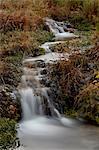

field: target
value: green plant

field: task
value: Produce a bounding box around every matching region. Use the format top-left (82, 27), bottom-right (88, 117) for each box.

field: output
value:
top-left (70, 15), bottom-right (92, 31)
top-left (0, 30), bottom-right (53, 57)
top-left (0, 118), bottom-right (18, 150)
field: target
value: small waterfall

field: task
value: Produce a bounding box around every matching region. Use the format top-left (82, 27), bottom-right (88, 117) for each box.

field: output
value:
top-left (19, 66), bottom-right (62, 120)
top-left (45, 18), bottom-right (79, 41)
top-left (19, 18), bottom-right (79, 122)
top-left (41, 88), bottom-right (61, 118)
top-left (20, 88), bottom-right (37, 120)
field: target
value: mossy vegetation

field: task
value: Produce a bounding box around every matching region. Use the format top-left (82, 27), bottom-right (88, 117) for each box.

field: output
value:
top-left (0, 118), bottom-right (18, 150)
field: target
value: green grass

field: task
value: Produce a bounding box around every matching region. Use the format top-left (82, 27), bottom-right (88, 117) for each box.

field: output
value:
top-left (0, 118), bottom-right (18, 150)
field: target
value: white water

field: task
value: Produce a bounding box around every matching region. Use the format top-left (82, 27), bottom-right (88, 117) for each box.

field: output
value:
top-left (18, 18), bottom-right (99, 150)
top-left (40, 41), bottom-right (65, 53)
top-left (19, 18), bottom-right (78, 121)
top-left (20, 87), bottom-right (40, 120)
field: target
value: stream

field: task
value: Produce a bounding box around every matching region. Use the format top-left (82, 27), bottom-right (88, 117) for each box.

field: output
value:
top-left (17, 18), bottom-right (99, 150)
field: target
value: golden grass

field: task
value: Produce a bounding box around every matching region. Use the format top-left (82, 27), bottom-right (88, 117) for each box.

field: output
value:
top-left (0, 0), bottom-right (98, 32)
top-left (0, 10), bottom-right (44, 32)
top-left (48, 0), bottom-right (99, 22)
top-left (0, 0), bottom-right (49, 16)
top-left (0, 0), bottom-right (49, 33)
top-left (75, 82), bottom-right (99, 122)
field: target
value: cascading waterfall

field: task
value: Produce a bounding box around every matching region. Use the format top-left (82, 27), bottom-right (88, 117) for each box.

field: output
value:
top-left (17, 18), bottom-right (99, 150)
top-left (17, 18), bottom-right (92, 150)
top-left (20, 88), bottom-right (37, 120)
top-left (19, 18), bottom-right (78, 121)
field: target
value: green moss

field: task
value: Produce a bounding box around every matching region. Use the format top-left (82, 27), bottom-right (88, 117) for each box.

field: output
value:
top-left (39, 47), bottom-right (45, 55)
top-left (0, 118), bottom-right (18, 150)
top-left (96, 117), bottom-right (99, 124)
top-left (96, 22), bottom-right (99, 32)
top-left (65, 108), bottom-right (78, 118)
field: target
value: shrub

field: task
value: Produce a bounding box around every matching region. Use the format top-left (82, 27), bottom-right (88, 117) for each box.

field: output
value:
top-left (50, 41), bottom-right (99, 123)
top-left (75, 82), bottom-right (99, 124)
top-left (48, 0), bottom-right (99, 29)
top-left (50, 57), bottom-right (84, 109)
top-left (0, 11), bottom-right (43, 32)
top-left (82, 0), bottom-right (99, 22)
top-left (69, 15), bottom-right (92, 31)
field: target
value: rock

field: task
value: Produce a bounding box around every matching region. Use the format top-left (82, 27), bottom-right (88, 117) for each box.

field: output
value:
top-left (9, 105), bottom-right (16, 114)
top-left (40, 77), bottom-right (51, 87)
top-left (45, 80), bottom-right (51, 87)
top-left (88, 63), bottom-right (95, 69)
top-left (40, 69), bottom-right (48, 75)
top-left (85, 76), bottom-right (92, 82)
top-left (36, 60), bottom-right (46, 68)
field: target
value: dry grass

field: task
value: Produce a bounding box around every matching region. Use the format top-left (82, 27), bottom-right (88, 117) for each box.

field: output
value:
top-left (0, 11), bottom-right (44, 32)
top-left (50, 41), bottom-right (99, 123)
top-left (0, 0), bottom-right (49, 32)
top-left (0, 0), bottom-right (48, 14)
top-left (51, 55), bottom-right (84, 99)
top-left (0, 0), bottom-right (53, 56)
top-left (0, 29), bottom-right (53, 56)
top-left (82, 0), bottom-right (99, 23)
top-left (75, 82), bottom-right (99, 123)
top-left (0, 0), bottom-right (98, 32)
top-left (48, 0), bottom-right (99, 25)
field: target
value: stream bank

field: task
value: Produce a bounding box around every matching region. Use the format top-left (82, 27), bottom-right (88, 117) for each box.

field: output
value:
top-left (0, 17), bottom-right (99, 150)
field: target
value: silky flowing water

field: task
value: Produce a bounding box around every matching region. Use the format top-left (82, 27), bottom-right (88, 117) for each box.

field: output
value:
top-left (18, 18), bottom-right (99, 150)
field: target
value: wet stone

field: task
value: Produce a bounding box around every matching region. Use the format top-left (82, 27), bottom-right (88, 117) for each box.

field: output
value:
top-left (45, 80), bottom-right (51, 87)
top-left (40, 78), bottom-right (51, 87)
top-left (40, 69), bottom-right (48, 75)
top-left (36, 60), bottom-right (46, 68)
top-left (40, 78), bottom-right (47, 85)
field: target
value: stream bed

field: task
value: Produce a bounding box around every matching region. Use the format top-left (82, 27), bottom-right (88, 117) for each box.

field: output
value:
top-left (17, 18), bottom-right (99, 150)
